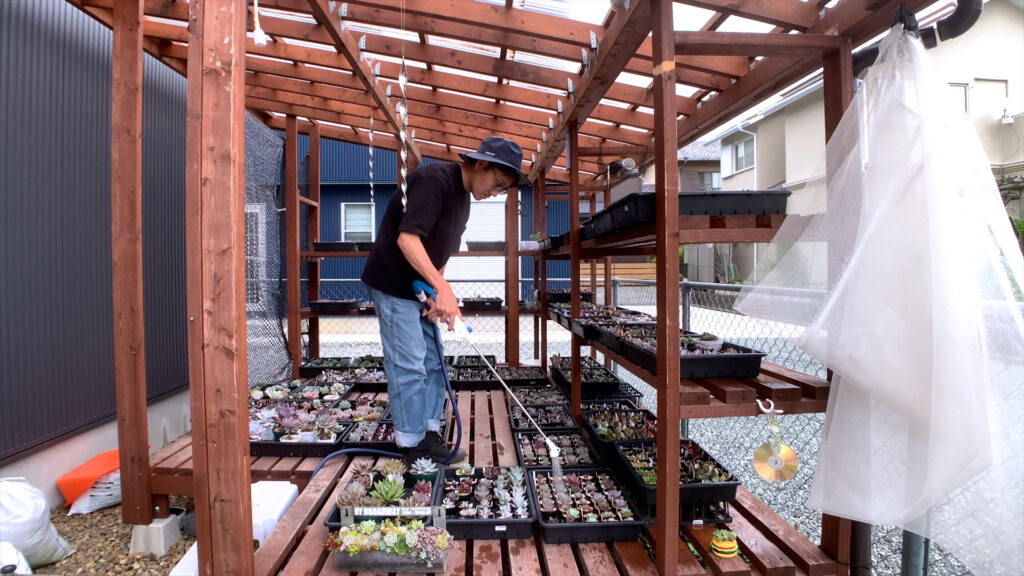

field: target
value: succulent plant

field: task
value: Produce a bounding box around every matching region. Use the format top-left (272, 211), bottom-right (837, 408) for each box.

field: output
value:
top-left (405, 457), bottom-right (436, 478)
top-left (413, 479), bottom-right (433, 495)
top-left (370, 478), bottom-right (405, 505)
top-left (337, 483), bottom-right (367, 507)
top-left (351, 461), bottom-right (377, 488)
top-left (455, 463), bottom-right (475, 476)
top-left (376, 458), bottom-right (407, 481)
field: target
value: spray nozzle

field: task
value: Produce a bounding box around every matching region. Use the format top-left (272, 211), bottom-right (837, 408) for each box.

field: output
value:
top-left (545, 438), bottom-right (561, 459)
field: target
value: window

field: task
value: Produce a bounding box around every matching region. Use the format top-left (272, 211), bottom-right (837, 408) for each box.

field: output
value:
top-left (947, 83), bottom-right (969, 114)
top-left (697, 171), bottom-right (721, 191)
top-left (733, 137), bottom-right (754, 172)
top-left (341, 203), bottom-right (375, 242)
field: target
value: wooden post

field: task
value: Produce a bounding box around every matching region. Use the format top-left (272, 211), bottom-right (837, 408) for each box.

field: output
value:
top-left (285, 115), bottom-right (302, 377)
top-left (532, 180), bottom-right (540, 360)
top-left (651, 0), bottom-right (682, 574)
top-left (111, 0), bottom-right (153, 525)
top-left (603, 184), bottom-right (613, 369)
top-left (505, 187), bottom-right (520, 365)
top-left (308, 124), bottom-right (322, 359)
top-left (538, 178), bottom-right (548, 372)
top-left (568, 122), bottom-right (583, 421)
top-left (820, 35), bottom-right (855, 576)
top-left (185, 0), bottom-right (255, 573)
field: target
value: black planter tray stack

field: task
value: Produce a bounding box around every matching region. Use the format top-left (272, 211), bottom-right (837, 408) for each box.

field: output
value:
top-left (528, 468), bottom-right (645, 543)
top-left (308, 299), bottom-right (364, 314)
top-left (465, 241), bottom-right (506, 252)
top-left (432, 466), bottom-right (536, 540)
top-left (453, 367), bottom-right (500, 390)
top-left (299, 356), bottom-right (353, 377)
top-left (498, 366), bottom-right (548, 387)
top-left (611, 439), bottom-right (740, 524)
top-left (514, 431), bottom-right (601, 468)
top-left (461, 297), bottom-right (503, 311)
top-left (580, 408), bottom-right (658, 453)
top-left (509, 404), bottom-right (577, 432)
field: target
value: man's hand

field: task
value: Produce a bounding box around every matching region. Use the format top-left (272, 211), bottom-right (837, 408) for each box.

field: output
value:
top-left (432, 281), bottom-right (461, 331)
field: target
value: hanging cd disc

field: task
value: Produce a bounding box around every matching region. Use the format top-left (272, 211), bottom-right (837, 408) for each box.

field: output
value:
top-left (753, 442), bottom-right (798, 482)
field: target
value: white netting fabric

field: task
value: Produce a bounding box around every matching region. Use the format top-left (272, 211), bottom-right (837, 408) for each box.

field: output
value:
top-left (736, 27), bottom-right (1024, 576)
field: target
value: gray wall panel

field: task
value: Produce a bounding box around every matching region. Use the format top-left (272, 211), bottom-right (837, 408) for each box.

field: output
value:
top-left (0, 0), bottom-right (188, 464)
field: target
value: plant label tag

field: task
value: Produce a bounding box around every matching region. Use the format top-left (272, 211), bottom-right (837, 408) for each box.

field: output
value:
top-left (693, 519), bottom-right (704, 525)
top-left (495, 526), bottom-right (507, 532)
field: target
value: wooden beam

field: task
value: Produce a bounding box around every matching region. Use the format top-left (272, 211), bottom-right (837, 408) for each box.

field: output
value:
top-left (530, 0), bottom-right (652, 181)
top-left (575, 146), bottom-right (649, 157)
top-left (305, 0), bottom-right (422, 167)
top-left (675, 0), bottom-right (819, 31)
top-left (285, 116), bottom-right (302, 378)
top-left (675, 32), bottom-right (845, 57)
top-left (111, 0), bottom-right (153, 526)
top-left (651, 1), bottom-right (681, 575)
top-left (186, 0), bottom-right (254, 573)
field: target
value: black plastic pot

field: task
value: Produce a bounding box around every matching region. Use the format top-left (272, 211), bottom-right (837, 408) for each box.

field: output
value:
top-left (528, 468), bottom-right (645, 544)
top-left (465, 241), bottom-right (506, 252)
top-left (431, 467), bottom-right (536, 540)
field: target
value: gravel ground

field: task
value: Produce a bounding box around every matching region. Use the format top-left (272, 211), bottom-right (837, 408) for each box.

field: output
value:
top-left (34, 496), bottom-right (195, 576)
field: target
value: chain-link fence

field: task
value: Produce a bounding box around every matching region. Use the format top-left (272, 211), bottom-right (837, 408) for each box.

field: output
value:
top-left (600, 277), bottom-right (971, 576)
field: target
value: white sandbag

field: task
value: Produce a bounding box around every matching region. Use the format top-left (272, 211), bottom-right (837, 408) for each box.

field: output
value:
top-left (68, 470), bottom-right (121, 516)
top-left (0, 478), bottom-right (73, 567)
top-left (0, 541), bottom-right (33, 574)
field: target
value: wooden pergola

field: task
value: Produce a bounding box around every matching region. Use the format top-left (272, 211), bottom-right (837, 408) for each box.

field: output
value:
top-left (75, 0), bottom-right (937, 574)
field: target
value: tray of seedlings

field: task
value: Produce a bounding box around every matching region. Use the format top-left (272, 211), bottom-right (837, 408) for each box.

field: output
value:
top-left (515, 431), bottom-right (600, 468)
top-left (575, 306), bottom-right (653, 341)
top-left (511, 385), bottom-right (568, 406)
top-left (550, 355), bottom-right (621, 396)
top-left (529, 469), bottom-right (644, 543)
top-left (454, 354), bottom-right (497, 368)
top-left (461, 296), bottom-right (503, 311)
top-left (332, 367), bottom-right (389, 393)
top-left (616, 327), bottom-right (766, 379)
top-left (548, 289), bottom-right (594, 304)
top-left (333, 392), bottom-right (390, 423)
top-left (342, 421), bottom-right (399, 450)
top-left (509, 404), bottom-right (577, 432)
top-left (350, 355), bottom-right (385, 369)
top-left (580, 398), bottom-right (639, 411)
top-left (249, 401), bottom-right (349, 457)
top-left (613, 440), bottom-right (740, 523)
top-left (453, 367), bottom-right (500, 391)
top-left (299, 357), bottom-right (353, 377)
top-left (287, 381), bottom-right (354, 402)
top-left (309, 299), bottom-right (364, 314)
top-left (581, 409), bottom-right (658, 454)
top-left (434, 464), bottom-right (535, 540)
top-left (325, 458), bottom-right (443, 529)
top-left (498, 365), bottom-right (548, 387)
top-left (249, 378), bottom-right (307, 402)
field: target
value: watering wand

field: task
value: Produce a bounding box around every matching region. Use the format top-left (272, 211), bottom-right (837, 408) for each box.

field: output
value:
top-left (412, 280), bottom-right (561, 461)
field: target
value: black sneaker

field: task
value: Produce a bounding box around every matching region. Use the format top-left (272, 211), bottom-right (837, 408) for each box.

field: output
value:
top-left (422, 431), bottom-right (466, 464)
top-left (400, 442), bottom-right (435, 468)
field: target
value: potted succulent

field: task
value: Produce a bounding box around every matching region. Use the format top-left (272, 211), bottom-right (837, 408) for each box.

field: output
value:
top-left (315, 414), bottom-right (339, 443)
top-left (375, 459), bottom-right (407, 483)
top-left (410, 457), bottom-right (439, 482)
top-left (455, 463), bottom-right (475, 477)
top-left (710, 529), bottom-right (739, 558)
top-left (695, 332), bottom-right (724, 351)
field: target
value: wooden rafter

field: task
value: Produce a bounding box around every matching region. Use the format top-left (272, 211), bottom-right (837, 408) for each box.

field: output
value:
top-left (675, 0), bottom-right (820, 31)
top-left (676, 31), bottom-right (845, 57)
top-left (530, 0), bottom-right (652, 181)
top-left (306, 0), bottom-right (422, 166)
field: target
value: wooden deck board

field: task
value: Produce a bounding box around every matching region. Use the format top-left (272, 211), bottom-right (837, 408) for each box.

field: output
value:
top-left (733, 487), bottom-right (834, 576)
top-left (577, 543), bottom-right (621, 576)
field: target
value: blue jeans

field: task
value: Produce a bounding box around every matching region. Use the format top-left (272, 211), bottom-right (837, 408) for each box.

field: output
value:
top-left (367, 285), bottom-right (447, 448)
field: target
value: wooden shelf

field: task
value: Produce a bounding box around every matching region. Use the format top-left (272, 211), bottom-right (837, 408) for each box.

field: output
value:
top-left (543, 213), bottom-right (787, 257)
top-left (548, 311), bottom-right (830, 419)
top-left (300, 249), bottom-right (509, 261)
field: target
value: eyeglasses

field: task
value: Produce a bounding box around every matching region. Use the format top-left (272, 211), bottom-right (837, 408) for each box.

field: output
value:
top-left (490, 166), bottom-right (514, 194)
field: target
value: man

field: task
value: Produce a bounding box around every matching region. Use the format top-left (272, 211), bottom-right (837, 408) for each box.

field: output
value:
top-left (362, 137), bottom-right (530, 465)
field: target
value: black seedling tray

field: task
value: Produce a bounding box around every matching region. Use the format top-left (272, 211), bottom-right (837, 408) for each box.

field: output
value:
top-left (346, 381), bottom-right (388, 394)
top-left (581, 210), bottom-right (614, 240)
top-left (313, 241), bottom-right (360, 252)
top-left (613, 440), bottom-right (740, 522)
top-left (580, 399), bottom-right (639, 411)
top-left (250, 424), bottom-right (350, 458)
top-left (511, 384), bottom-right (568, 406)
top-left (465, 241), bottom-right (506, 252)
top-left (498, 366), bottom-right (548, 387)
top-left (551, 365), bottom-right (621, 397)
top-left (324, 472), bottom-right (441, 530)
top-left (461, 297), bottom-right (503, 311)
top-left (509, 404), bottom-right (577, 432)
top-left (619, 338), bottom-right (765, 379)
top-left (547, 291), bottom-right (594, 304)
top-left (432, 467), bottom-right (536, 540)
top-left (538, 232), bottom-right (568, 251)
top-left (348, 355), bottom-right (385, 369)
top-left (528, 468), bottom-right (645, 543)
top-left (341, 421), bottom-right (399, 450)
top-left (308, 299), bottom-right (363, 314)
top-left (514, 430), bottom-right (601, 469)
top-left (299, 357), bottom-right (352, 377)
top-left (453, 355), bottom-right (497, 367)
top-left (601, 191), bottom-right (790, 236)
top-left (453, 367), bottom-right (500, 391)
top-left (581, 409), bottom-right (658, 453)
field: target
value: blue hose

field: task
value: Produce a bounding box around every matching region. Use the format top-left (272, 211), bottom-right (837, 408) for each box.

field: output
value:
top-left (309, 316), bottom-right (463, 480)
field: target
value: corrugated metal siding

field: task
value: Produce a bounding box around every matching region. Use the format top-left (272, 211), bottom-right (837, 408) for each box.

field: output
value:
top-left (0, 0), bottom-right (187, 464)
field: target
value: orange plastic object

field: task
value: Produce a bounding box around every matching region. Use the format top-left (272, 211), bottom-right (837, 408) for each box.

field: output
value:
top-left (57, 449), bottom-right (120, 505)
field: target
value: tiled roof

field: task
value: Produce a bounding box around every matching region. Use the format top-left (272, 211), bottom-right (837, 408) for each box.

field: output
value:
top-left (677, 141), bottom-right (720, 162)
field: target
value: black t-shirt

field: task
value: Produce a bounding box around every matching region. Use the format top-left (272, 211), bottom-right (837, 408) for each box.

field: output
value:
top-left (362, 162), bottom-right (471, 300)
